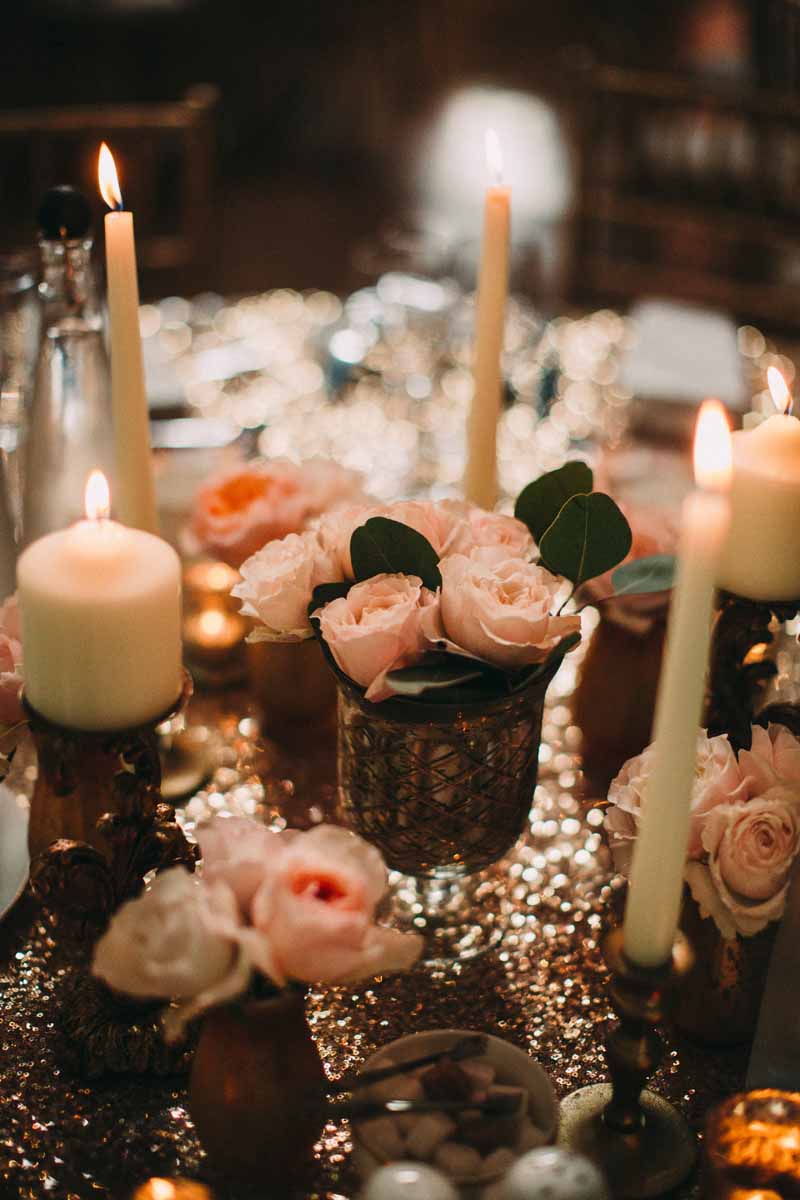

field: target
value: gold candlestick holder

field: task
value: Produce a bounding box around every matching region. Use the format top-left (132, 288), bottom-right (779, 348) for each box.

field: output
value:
top-left (25, 670), bottom-right (198, 936)
top-left (559, 927), bottom-right (697, 1199)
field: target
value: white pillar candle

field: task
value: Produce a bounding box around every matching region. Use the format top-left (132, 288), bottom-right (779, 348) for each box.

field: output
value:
top-left (98, 143), bottom-right (159, 535)
top-left (463, 129), bottom-right (510, 511)
top-left (18, 471), bottom-right (181, 731)
top-left (623, 401), bottom-right (732, 968)
top-left (717, 368), bottom-right (800, 601)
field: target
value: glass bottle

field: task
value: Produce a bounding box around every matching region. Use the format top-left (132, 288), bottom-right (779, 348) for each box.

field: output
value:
top-left (21, 217), bottom-right (115, 545)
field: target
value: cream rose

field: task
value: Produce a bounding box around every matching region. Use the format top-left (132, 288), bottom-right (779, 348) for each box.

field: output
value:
top-left (434, 547), bottom-right (579, 670)
top-left (315, 573), bottom-right (435, 700)
top-left (243, 825), bottom-right (422, 985)
top-left (233, 530), bottom-right (341, 642)
top-left (606, 730), bottom-right (747, 867)
top-left (92, 869), bottom-right (251, 1039)
top-left (685, 795), bottom-right (800, 938)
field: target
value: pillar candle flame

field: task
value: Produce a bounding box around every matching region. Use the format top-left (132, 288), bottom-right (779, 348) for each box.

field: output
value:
top-left (485, 128), bottom-right (504, 186)
top-left (767, 366), bottom-right (793, 416)
top-left (85, 470), bottom-right (111, 521)
top-left (98, 142), bottom-right (123, 210)
top-left (693, 399), bottom-right (732, 490)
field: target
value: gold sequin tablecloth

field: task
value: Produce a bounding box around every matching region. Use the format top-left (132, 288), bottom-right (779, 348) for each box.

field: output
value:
top-left (0, 648), bottom-right (748, 1200)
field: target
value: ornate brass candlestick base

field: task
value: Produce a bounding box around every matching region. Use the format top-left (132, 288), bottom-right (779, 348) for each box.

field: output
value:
top-left (558, 928), bottom-right (696, 1199)
top-left (706, 591), bottom-right (800, 750)
top-left (26, 671), bottom-right (199, 937)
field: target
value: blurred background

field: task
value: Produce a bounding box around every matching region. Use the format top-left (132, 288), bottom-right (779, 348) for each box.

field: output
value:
top-left (2, 0), bottom-right (800, 329)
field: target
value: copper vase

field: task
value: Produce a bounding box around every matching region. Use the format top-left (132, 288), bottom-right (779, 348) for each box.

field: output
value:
top-left (246, 636), bottom-right (337, 735)
top-left (188, 990), bottom-right (326, 1186)
top-left (674, 893), bottom-right (777, 1046)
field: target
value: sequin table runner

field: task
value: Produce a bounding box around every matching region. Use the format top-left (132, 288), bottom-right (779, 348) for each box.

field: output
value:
top-left (0, 654), bottom-right (748, 1200)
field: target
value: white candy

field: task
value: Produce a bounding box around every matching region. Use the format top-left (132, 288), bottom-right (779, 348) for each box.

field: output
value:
top-left (361, 1161), bottom-right (458, 1200)
top-left (434, 1141), bottom-right (484, 1176)
top-left (405, 1113), bottom-right (456, 1160)
top-left (360, 1115), bottom-right (405, 1160)
top-left (501, 1147), bottom-right (610, 1200)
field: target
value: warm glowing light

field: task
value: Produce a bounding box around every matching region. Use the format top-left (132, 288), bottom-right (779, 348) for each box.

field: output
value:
top-left (85, 470), bottom-right (111, 521)
top-left (693, 399), bottom-right (733, 490)
top-left (485, 128), bottom-right (504, 185)
top-left (149, 1183), bottom-right (176, 1200)
top-left (767, 366), bottom-right (793, 416)
top-left (98, 142), bottom-right (123, 210)
top-left (199, 609), bottom-right (226, 637)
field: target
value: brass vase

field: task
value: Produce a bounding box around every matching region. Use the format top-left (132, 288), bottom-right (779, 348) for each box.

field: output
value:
top-left (247, 636), bottom-right (337, 735)
top-left (188, 990), bottom-right (326, 1186)
top-left (674, 893), bottom-right (777, 1046)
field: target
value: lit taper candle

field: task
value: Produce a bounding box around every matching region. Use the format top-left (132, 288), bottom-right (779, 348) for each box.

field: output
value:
top-left (623, 401), bottom-right (732, 967)
top-left (463, 128), bottom-right (510, 511)
top-left (98, 142), bottom-right (159, 534)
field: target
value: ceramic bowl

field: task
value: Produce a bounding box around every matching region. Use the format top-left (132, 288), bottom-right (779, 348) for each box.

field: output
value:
top-left (352, 1028), bottom-right (558, 1198)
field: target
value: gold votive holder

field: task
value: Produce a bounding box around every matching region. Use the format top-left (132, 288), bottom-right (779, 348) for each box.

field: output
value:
top-left (183, 607), bottom-right (248, 687)
top-left (182, 559), bottom-right (240, 613)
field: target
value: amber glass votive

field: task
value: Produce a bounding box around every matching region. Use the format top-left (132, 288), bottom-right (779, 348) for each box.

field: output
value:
top-left (132, 1179), bottom-right (212, 1200)
top-left (705, 1090), bottom-right (800, 1198)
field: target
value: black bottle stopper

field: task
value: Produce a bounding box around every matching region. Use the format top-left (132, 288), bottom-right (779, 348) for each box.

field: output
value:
top-left (37, 186), bottom-right (92, 241)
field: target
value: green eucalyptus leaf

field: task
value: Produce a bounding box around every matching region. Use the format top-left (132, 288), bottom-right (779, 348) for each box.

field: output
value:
top-left (539, 492), bottom-right (632, 586)
top-left (385, 657), bottom-right (487, 697)
top-left (350, 517), bottom-right (442, 591)
top-left (610, 554), bottom-right (676, 598)
top-left (514, 461), bottom-right (593, 541)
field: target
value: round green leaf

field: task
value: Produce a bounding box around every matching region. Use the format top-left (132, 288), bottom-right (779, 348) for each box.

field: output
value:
top-left (514, 461), bottom-right (593, 541)
top-left (539, 492), bottom-right (632, 586)
top-left (610, 554), bottom-right (676, 598)
top-left (350, 517), bottom-right (442, 592)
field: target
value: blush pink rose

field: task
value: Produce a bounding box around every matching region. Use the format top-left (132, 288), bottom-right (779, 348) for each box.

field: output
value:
top-left (315, 574), bottom-right (436, 700)
top-left (197, 816), bottom-right (288, 913)
top-left (685, 795), bottom-right (800, 938)
top-left (233, 530), bottom-right (341, 641)
top-left (433, 547), bottom-right (579, 670)
top-left (245, 825), bottom-right (422, 986)
top-left (738, 723), bottom-right (800, 797)
top-left (0, 595), bottom-right (23, 726)
top-left (191, 459), bottom-right (365, 568)
top-left (384, 500), bottom-right (460, 557)
top-left (605, 730), bottom-right (747, 868)
top-left (316, 505), bottom-right (380, 578)
top-left (446, 508), bottom-right (536, 560)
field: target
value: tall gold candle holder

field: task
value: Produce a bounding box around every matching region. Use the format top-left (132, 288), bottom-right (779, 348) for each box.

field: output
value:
top-left (559, 928), bottom-right (696, 1199)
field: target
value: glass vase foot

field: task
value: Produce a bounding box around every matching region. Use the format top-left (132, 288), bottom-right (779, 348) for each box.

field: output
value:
top-left (383, 869), bottom-right (505, 966)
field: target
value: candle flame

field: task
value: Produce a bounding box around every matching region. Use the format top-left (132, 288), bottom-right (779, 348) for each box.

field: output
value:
top-left (98, 142), bottom-right (123, 210)
top-left (485, 128), bottom-right (504, 185)
top-left (693, 399), bottom-right (732, 490)
top-left (147, 1183), bottom-right (177, 1200)
top-left (85, 470), bottom-right (111, 521)
top-left (199, 609), bottom-right (226, 637)
top-left (767, 365), bottom-right (793, 415)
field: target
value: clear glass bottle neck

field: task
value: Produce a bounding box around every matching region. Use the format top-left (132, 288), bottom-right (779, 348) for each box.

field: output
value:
top-left (37, 237), bottom-right (102, 333)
